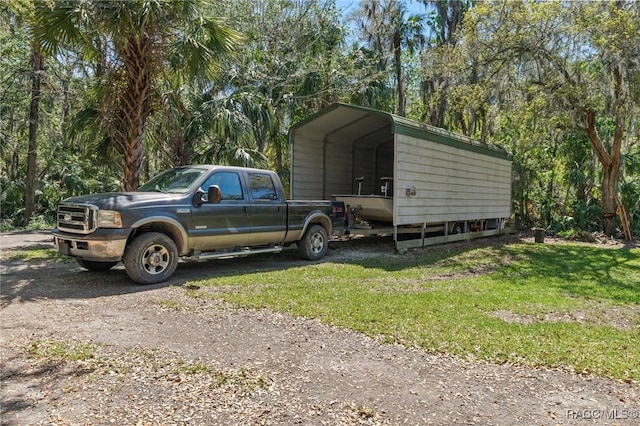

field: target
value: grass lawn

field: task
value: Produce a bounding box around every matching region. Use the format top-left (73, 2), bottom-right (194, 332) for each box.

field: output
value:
top-left (0, 247), bottom-right (66, 262)
top-left (193, 238), bottom-right (640, 382)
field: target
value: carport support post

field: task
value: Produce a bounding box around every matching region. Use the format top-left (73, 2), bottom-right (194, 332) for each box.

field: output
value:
top-left (322, 137), bottom-right (328, 198)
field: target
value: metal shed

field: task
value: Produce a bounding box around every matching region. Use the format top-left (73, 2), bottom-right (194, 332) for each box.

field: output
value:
top-left (289, 103), bottom-right (512, 249)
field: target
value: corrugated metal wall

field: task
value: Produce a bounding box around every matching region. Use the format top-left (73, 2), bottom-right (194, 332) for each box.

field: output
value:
top-left (394, 134), bottom-right (512, 225)
top-left (290, 134), bottom-right (323, 199)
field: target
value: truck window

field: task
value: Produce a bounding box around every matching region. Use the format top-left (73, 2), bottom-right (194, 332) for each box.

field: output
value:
top-left (201, 172), bottom-right (244, 201)
top-left (138, 167), bottom-right (207, 194)
top-left (249, 173), bottom-right (278, 200)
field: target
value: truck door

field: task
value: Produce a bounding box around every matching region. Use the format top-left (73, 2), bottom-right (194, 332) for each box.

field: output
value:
top-left (190, 171), bottom-right (251, 250)
top-left (246, 172), bottom-right (287, 246)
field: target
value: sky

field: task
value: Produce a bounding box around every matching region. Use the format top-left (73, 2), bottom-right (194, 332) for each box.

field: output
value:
top-left (336, 0), bottom-right (427, 15)
top-left (335, 0), bottom-right (431, 42)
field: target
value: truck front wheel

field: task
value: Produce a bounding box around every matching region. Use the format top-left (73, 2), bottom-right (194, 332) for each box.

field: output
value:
top-left (298, 224), bottom-right (328, 260)
top-left (123, 232), bottom-right (178, 284)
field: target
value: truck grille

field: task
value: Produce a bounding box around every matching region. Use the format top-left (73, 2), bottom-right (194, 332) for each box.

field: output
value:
top-left (57, 203), bottom-right (98, 234)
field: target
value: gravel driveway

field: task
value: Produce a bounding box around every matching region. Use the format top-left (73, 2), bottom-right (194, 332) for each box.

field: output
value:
top-left (1, 231), bottom-right (639, 425)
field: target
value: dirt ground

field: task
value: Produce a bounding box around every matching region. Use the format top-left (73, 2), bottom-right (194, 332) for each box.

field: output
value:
top-left (1, 231), bottom-right (639, 425)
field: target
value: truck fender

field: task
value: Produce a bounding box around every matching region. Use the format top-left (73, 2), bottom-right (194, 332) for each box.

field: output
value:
top-left (129, 216), bottom-right (189, 255)
top-left (300, 212), bottom-right (332, 239)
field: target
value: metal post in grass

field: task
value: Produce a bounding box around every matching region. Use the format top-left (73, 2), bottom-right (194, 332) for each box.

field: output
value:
top-left (533, 228), bottom-right (545, 243)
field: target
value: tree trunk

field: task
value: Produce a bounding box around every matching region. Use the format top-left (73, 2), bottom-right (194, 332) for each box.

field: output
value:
top-left (393, 30), bottom-right (405, 117)
top-left (544, 138), bottom-right (559, 226)
top-left (120, 35), bottom-right (154, 191)
top-left (24, 44), bottom-right (44, 225)
top-left (585, 107), bottom-right (622, 237)
top-left (584, 59), bottom-right (625, 236)
top-left (601, 163), bottom-right (619, 236)
top-left (121, 118), bottom-right (147, 192)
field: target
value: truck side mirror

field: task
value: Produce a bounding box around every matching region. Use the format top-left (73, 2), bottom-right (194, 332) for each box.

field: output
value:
top-left (208, 185), bottom-right (222, 204)
top-left (194, 189), bottom-right (205, 206)
top-left (194, 185), bottom-right (222, 205)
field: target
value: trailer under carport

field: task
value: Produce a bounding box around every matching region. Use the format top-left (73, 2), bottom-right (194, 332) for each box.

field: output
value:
top-left (289, 103), bottom-right (513, 249)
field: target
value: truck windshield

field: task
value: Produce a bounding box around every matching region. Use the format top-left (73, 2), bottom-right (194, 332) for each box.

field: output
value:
top-left (137, 167), bottom-right (207, 194)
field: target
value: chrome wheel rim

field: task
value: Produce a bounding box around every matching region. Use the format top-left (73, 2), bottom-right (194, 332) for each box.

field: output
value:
top-left (310, 232), bottom-right (325, 254)
top-left (142, 244), bottom-right (169, 275)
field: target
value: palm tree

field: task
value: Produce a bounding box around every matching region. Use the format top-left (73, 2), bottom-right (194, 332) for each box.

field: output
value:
top-left (391, 8), bottom-right (425, 117)
top-left (33, 0), bottom-right (240, 190)
top-left (357, 0), bottom-right (425, 117)
top-left (419, 0), bottom-right (471, 128)
top-left (157, 85), bottom-right (271, 169)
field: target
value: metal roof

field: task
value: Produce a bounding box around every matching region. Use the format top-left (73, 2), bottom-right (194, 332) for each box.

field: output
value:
top-left (290, 103), bottom-right (510, 160)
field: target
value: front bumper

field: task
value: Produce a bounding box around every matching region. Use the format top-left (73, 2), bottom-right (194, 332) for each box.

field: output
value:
top-left (52, 228), bottom-right (129, 262)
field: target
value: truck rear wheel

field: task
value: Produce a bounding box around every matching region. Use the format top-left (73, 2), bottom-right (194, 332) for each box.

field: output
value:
top-left (123, 232), bottom-right (178, 284)
top-left (298, 224), bottom-right (328, 260)
top-left (76, 259), bottom-right (118, 271)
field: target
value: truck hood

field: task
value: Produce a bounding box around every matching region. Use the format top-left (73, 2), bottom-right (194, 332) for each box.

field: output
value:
top-left (61, 192), bottom-right (186, 210)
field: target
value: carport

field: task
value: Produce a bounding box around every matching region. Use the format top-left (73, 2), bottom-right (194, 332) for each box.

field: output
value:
top-left (289, 103), bottom-right (512, 249)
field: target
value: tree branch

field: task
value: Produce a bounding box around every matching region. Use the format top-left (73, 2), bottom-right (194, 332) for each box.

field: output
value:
top-left (585, 107), bottom-right (611, 167)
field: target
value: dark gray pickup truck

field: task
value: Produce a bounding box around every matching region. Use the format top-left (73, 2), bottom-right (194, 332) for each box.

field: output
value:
top-left (52, 165), bottom-right (345, 284)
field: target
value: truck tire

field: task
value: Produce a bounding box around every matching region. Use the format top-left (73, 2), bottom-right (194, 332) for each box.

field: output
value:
top-left (123, 232), bottom-right (178, 284)
top-left (298, 224), bottom-right (328, 261)
top-left (76, 259), bottom-right (118, 271)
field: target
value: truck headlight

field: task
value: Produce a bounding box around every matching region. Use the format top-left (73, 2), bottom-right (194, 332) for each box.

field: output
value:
top-left (97, 210), bottom-right (122, 228)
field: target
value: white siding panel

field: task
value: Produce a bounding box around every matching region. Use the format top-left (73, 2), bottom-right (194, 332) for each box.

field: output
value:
top-left (291, 135), bottom-right (323, 199)
top-left (394, 134), bottom-right (511, 226)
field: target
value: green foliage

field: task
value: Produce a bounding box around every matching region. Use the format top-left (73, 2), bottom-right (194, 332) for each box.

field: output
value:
top-left (0, 152), bottom-right (120, 228)
top-left (31, 0), bottom-right (242, 191)
top-left (346, 49), bottom-right (395, 112)
top-left (0, 177), bottom-right (25, 228)
top-left (443, 0), bottom-right (640, 233)
top-left (622, 148), bottom-right (640, 232)
top-left (1, 0), bottom-right (638, 236)
top-left (354, 0), bottom-right (427, 116)
top-left (216, 0), bottom-right (372, 173)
